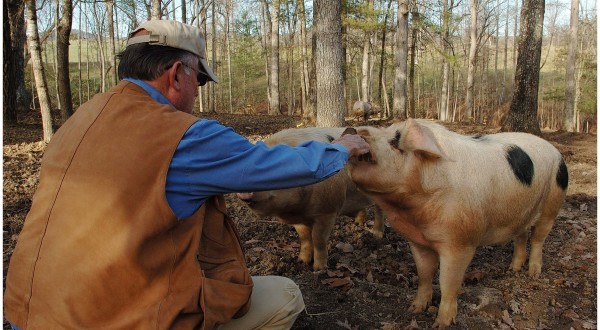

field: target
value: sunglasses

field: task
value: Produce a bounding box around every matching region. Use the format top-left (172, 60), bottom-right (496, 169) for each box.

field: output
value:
top-left (166, 61), bottom-right (208, 87)
top-left (181, 62), bottom-right (209, 87)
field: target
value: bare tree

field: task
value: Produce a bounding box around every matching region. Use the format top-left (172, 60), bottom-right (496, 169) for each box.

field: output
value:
top-left (26, 0), bottom-right (54, 143)
top-left (4, 0), bottom-right (28, 123)
top-left (563, 0), bottom-right (579, 131)
top-left (297, 0), bottom-right (310, 117)
top-left (393, 0), bottom-right (409, 119)
top-left (56, 0), bottom-right (74, 123)
top-left (106, 0), bottom-right (118, 87)
top-left (465, 0), bottom-right (477, 121)
top-left (152, 0), bottom-right (161, 19)
top-left (314, 0), bottom-right (345, 127)
top-left (439, 0), bottom-right (453, 121)
top-left (268, 0), bottom-right (281, 115)
top-left (501, 0), bottom-right (544, 133)
top-left (361, 0), bottom-right (375, 102)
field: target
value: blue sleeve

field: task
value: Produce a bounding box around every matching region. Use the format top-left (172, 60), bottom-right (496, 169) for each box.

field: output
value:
top-left (167, 120), bottom-right (350, 218)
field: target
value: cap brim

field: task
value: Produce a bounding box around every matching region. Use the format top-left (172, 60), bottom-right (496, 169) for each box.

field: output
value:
top-left (199, 58), bottom-right (218, 83)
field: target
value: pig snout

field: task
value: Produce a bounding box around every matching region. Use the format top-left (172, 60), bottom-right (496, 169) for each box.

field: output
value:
top-left (341, 127), bottom-right (358, 136)
top-left (236, 192), bottom-right (255, 205)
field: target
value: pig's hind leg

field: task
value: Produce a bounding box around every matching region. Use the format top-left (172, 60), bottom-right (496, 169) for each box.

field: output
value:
top-left (509, 231), bottom-right (529, 272)
top-left (528, 193), bottom-right (562, 277)
top-left (311, 215), bottom-right (336, 270)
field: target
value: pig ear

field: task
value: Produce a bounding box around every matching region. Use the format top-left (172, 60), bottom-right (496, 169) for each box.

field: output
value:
top-left (399, 119), bottom-right (447, 160)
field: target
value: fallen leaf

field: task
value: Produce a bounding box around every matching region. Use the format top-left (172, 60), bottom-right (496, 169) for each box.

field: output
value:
top-left (366, 271), bottom-right (374, 283)
top-left (335, 242), bottom-right (355, 253)
top-left (563, 309), bottom-right (580, 320)
top-left (335, 319), bottom-right (356, 330)
top-left (403, 318), bottom-right (421, 330)
top-left (464, 270), bottom-right (487, 283)
top-left (322, 276), bottom-right (353, 288)
top-left (502, 309), bottom-right (514, 327)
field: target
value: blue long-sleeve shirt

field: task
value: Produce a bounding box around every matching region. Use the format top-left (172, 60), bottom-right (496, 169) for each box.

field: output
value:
top-left (124, 79), bottom-right (350, 219)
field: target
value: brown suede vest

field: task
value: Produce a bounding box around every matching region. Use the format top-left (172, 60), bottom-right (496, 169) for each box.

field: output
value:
top-left (4, 81), bottom-right (252, 329)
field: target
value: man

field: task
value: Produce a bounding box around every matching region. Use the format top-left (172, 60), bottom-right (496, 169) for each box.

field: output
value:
top-left (4, 20), bottom-right (370, 330)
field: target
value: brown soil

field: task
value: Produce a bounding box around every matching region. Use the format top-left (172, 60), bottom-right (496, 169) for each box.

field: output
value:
top-left (4, 112), bottom-right (597, 330)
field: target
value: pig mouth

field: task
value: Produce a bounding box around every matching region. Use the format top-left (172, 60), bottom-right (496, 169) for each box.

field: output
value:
top-left (356, 151), bottom-right (377, 164)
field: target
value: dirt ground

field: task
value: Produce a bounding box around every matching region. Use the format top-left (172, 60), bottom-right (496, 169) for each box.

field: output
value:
top-left (3, 112), bottom-right (597, 329)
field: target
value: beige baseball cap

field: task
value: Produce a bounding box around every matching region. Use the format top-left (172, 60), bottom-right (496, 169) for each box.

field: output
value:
top-left (126, 20), bottom-right (218, 83)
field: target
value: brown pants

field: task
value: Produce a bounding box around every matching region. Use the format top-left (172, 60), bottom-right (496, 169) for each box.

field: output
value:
top-left (218, 276), bottom-right (305, 330)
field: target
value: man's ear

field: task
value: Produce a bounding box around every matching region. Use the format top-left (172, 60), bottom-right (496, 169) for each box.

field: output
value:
top-left (168, 62), bottom-right (182, 90)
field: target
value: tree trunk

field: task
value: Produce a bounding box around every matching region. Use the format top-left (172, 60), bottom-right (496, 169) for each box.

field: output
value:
top-left (465, 0), bottom-right (477, 121)
top-left (225, 0), bottom-right (233, 113)
top-left (306, 31), bottom-right (317, 123)
top-left (5, 0), bottom-right (29, 123)
top-left (152, 0), bottom-right (161, 19)
top-left (92, 1), bottom-right (107, 93)
top-left (377, 0), bottom-right (393, 112)
top-left (393, 0), bottom-right (409, 119)
top-left (512, 0), bottom-right (518, 73)
top-left (298, 0), bottom-right (309, 118)
top-left (439, 0), bottom-right (451, 121)
top-left (563, 0), bottom-right (579, 132)
top-left (26, 0), bottom-right (54, 143)
top-left (360, 0), bottom-right (374, 103)
top-left (57, 0), bottom-right (75, 122)
top-left (408, 9), bottom-right (419, 118)
top-left (260, 0), bottom-right (271, 110)
top-left (314, 0), bottom-right (345, 127)
top-left (106, 0), bottom-right (117, 87)
top-left (268, 0), bottom-right (281, 115)
top-left (210, 0), bottom-right (216, 112)
top-left (501, 0), bottom-right (544, 134)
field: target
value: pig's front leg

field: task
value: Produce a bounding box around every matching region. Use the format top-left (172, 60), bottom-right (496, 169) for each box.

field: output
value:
top-left (353, 209), bottom-right (366, 226)
top-left (371, 206), bottom-right (385, 239)
top-left (311, 215), bottom-right (336, 270)
top-left (434, 246), bottom-right (476, 328)
top-left (292, 223), bottom-right (313, 266)
top-left (408, 243), bottom-right (438, 313)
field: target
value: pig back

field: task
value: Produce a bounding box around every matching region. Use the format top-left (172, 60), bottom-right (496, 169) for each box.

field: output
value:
top-left (259, 127), bottom-right (374, 220)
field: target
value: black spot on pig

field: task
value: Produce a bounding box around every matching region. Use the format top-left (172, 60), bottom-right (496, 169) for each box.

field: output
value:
top-left (326, 135), bottom-right (335, 143)
top-left (505, 145), bottom-right (534, 186)
top-left (472, 134), bottom-right (486, 140)
top-left (556, 159), bottom-right (569, 190)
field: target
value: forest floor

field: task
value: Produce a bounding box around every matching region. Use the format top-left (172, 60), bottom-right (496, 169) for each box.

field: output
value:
top-left (3, 112), bottom-right (597, 330)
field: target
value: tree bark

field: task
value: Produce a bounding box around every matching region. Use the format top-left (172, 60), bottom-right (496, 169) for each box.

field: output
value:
top-left (563, 0), bottom-right (579, 132)
top-left (4, 0), bottom-right (29, 123)
top-left (501, 0), bottom-right (544, 134)
top-left (56, 0), bottom-right (73, 123)
top-left (106, 0), bottom-right (118, 87)
top-left (393, 0), bottom-right (409, 119)
top-left (439, 0), bottom-right (453, 122)
top-left (26, 0), bottom-right (54, 143)
top-left (314, 0), bottom-right (345, 127)
top-left (465, 0), bottom-right (477, 121)
top-left (268, 0), bottom-right (281, 115)
top-left (152, 0), bottom-right (161, 19)
top-left (361, 0), bottom-right (374, 103)
top-left (408, 9), bottom-right (419, 118)
top-left (298, 0), bottom-right (309, 118)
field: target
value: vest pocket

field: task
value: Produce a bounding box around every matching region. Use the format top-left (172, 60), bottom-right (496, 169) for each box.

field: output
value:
top-left (199, 274), bottom-right (253, 329)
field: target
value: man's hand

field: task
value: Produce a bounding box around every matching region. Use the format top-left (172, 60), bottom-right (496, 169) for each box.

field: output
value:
top-left (332, 133), bottom-right (370, 158)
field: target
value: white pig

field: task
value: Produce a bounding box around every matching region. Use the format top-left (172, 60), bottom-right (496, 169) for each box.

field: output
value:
top-left (237, 127), bottom-right (384, 270)
top-left (345, 119), bottom-right (568, 328)
top-left (352, 101), bottom-right (372, 122)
